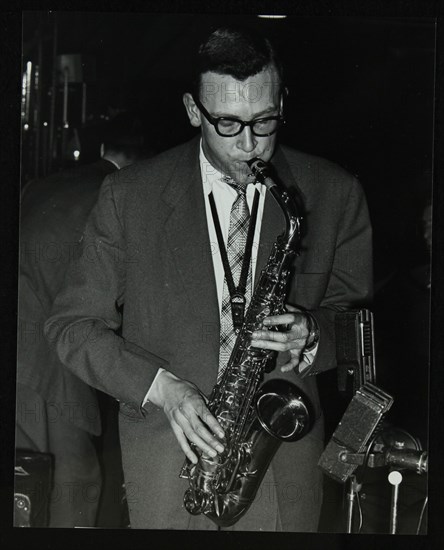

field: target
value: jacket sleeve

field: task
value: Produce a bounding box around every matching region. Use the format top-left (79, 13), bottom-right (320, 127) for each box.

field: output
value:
top-left (301, 176), bottom-right (373, 376)
top-left (44, 176), bottom-right (168, 414)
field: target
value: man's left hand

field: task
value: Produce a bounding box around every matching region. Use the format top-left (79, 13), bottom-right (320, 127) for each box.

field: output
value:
top-left (250, 304), bottom-right (313, 372)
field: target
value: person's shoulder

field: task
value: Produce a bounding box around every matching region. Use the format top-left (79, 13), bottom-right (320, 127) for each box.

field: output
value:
top-left (278, 144), bottom-right (360, 193)
top-left (20, 160), bottom-right (114, 231)
top-left (22, 160), bottom-right (113, 200)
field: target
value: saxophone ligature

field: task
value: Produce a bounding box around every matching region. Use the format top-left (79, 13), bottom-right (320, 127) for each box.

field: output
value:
top-left (179, 157), bottom-right (314, 527)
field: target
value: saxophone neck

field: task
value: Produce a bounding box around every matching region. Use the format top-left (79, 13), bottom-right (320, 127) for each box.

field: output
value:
top-left (247, 157), bottom-right (303, 250)
top-left (276, 190), bottom-right (302, 250)
top-left (266, 175), bottom-right (302, 253)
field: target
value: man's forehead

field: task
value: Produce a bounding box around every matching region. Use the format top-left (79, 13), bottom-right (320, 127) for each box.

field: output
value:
top-left (199, 68), bottom-right (281, 106)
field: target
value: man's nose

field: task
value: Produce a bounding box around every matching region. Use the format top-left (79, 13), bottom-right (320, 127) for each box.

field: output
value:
top-left (237, 126), bottom-right (257, 153)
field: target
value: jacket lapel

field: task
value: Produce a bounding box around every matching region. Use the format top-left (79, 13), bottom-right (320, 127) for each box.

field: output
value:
top-left (162, 138), bottom-right (220, 336)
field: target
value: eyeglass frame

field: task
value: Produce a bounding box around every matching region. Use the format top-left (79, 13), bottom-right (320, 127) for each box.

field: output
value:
top-left (192, 94), bottom-right (285, 137)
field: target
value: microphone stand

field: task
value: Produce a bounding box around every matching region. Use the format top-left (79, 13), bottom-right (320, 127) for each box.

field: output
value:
top-left (338, 443), bottom-right (427, 534)
top-left (317, 380), bottom-right (426, 534)
top-left (388, 470), bottom-right (403, 534)
top-left (345, 475), bottom-right (362, 533)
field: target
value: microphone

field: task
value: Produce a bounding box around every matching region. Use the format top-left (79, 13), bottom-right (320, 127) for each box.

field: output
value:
top-left (335, 309), bottom-right (376, 396)
top-left (384, 448), bottom-right (428, 474)
top-left (318, 383), bottom-right (394, 483)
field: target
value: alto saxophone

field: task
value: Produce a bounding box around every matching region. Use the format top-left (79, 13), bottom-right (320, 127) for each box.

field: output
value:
top-left (179, 157), bottom-right (314, 527)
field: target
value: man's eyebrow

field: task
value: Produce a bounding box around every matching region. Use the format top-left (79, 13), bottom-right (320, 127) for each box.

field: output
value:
top-left (211, 106), bottom-right (279, 119)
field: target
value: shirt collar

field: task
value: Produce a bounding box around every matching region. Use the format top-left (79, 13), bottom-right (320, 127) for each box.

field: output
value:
top-left (199, 140), bottom-right (225, 195)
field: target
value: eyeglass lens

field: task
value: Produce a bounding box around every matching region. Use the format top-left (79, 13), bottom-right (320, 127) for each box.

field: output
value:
top-left (217, 118), bottom-right (279, 136)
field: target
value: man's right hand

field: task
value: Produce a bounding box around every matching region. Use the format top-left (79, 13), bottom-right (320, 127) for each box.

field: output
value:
top-left (149, 370), bottom-right (225, 464)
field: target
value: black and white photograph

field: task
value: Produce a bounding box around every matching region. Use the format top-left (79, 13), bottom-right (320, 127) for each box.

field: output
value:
top-left (11, 9), bottom-right (437, 540)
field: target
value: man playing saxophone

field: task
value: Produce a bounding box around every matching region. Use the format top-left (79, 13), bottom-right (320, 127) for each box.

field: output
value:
top-left (45, 26), bottom-right (372, 531)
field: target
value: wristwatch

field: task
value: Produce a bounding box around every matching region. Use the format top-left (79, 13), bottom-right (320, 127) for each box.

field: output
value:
top-left (304, 312), bottom-right (320, 352)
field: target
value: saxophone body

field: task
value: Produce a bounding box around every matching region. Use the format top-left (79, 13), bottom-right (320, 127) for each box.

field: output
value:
top-left (179, 158), bottom-right (314, 527)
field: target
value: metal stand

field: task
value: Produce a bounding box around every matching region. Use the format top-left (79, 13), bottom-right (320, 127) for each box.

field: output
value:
top-left (388, 470), bottom-right (403, 534)
top-left (338, 442), bottom-right (426, 534)
top-left (323, 426), bottom-right (427, 533)
top-left (345, 475), bottom-right (362, 533)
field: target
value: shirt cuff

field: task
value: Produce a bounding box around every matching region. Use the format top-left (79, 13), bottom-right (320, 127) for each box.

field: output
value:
top-left (142, 367), bottom-right (166, 408)
top-left (299, 342), bottom-right (319, 373)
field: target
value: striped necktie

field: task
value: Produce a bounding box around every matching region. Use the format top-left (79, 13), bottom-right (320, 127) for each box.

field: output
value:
top-left (218, 177), bottom-right (252, 381)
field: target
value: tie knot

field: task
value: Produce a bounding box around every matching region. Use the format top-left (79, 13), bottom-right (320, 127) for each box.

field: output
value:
top-left (222, 176), bottom-right (248, 196)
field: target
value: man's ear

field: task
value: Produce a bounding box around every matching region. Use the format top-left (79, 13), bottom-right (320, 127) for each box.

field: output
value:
top-left (183, 93), bottom-right (202, 128)
top-left (280, 91), bottom-right (285, 115)
top-left (100, 143), bottom-right (105, 158)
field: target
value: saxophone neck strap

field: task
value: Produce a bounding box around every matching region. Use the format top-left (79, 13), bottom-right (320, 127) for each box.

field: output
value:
top-left (208, 187), bottom-right (260, 329)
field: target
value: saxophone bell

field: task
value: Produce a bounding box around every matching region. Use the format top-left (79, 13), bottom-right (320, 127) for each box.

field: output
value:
top-left (255, 378), bottom-right (314, 442)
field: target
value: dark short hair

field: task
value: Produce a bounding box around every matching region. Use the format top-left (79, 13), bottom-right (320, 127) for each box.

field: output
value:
top-left (191, 26), bottom-right (284, 98)
top-left (102, 112), bottom-right (146, 158)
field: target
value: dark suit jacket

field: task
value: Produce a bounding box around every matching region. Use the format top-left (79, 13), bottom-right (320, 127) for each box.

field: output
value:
top-left (18, 160), bottom-right (117, 435)
top-left (45, 137), bottom-right (372, 529)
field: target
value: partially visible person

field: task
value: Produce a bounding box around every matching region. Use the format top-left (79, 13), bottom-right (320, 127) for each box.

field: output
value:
top-left (16, 112), bottom-right (146, 527)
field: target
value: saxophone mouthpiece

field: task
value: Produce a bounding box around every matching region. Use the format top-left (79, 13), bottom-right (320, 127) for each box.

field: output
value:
top-left (246, 158), bottom-right (276, 190)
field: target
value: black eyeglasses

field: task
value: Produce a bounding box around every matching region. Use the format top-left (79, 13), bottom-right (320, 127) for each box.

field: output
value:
top-left (193, 95), bottom-right (285, 137)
